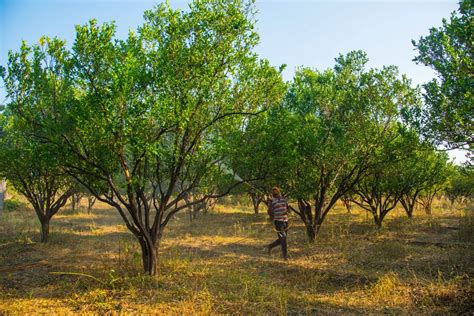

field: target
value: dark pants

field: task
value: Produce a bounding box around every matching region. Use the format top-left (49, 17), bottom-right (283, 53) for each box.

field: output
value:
top-left (268, 220), bottom-right (288, 259)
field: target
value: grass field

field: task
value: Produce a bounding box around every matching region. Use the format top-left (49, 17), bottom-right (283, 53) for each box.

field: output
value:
top-left (0, 198), bottom-right (472, 314)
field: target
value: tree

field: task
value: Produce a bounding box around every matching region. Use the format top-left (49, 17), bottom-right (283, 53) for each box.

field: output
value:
top-left (0, 115), bottom-right (73, 242)
top-left (398, 141), bottom-right (451, 218)
top-left (418, 187), bottom-right (442, 216)
top-left (412, 0), bottom-right (473, 150)
top-left (86, 195), bottom-right (97, 214)
top-left (70, 192), bottom-right (84, 212)
top-left (445, 165), bottom-right (473, 206)
top-left (247, 190), bottom-right (262, 214)
top-left (224, 108), bottom-right (288, 215)
top-left (263, 51), bottom-right (420, 241)
top-left (69, 182), bottom-right (94, 212)
top-left (340, 193), bottom-right (354, 214)
top-left (0, 40), bottom-right (75, 241)
top-left (351, 128), bottom-right (410, 227)
top-left (183, 184), bottom-right (218, 222)
top-left (1, 1), bottom-right (284, 275)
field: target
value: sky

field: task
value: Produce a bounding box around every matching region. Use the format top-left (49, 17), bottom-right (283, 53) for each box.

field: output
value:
top-left (0, 0), bottom-right (466, 162)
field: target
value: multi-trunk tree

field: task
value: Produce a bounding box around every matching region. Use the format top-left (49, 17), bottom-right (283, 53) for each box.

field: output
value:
top-left (398, 145), bottom-right (451, 218)
top-left (1, 1), bottom-right (284, 275)
top-left (253, 51), bottom-right (421, 241)
top-left (0, 40), bottom-right (75, 241)
top-left (0, 115), bottom-right (73, 242)
top-left (351, 127), bottom-right (452, 225)
top-left (351, 131), bottom-right (411, 227)
top-left (69, 182), bottom-right (97, 212)
top-left (86, 195), bottom-right (97, 214)
top-left (340, 193), bottom-right (354, 214)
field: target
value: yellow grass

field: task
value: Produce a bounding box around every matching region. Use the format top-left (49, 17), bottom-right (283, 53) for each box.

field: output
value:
top-left (0, 198), bottom-right (472, 314)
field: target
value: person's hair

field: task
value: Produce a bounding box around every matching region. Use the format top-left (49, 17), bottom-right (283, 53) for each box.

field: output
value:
top-left (272, 187), bottom-right (281, 197)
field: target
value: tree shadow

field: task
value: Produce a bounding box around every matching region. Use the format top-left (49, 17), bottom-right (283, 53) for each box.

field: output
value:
top-left (0, 207), bottom-right (471, 314)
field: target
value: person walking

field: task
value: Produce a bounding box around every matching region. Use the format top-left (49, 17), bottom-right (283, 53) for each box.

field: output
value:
top-left (266, 187), bottom-right (289, 260)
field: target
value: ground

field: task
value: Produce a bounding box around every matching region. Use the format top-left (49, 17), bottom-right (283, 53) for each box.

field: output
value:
top-left (0, 197), bottom-right (472, 314)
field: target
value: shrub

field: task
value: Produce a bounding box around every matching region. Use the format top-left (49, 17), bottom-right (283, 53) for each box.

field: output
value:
top-left (4, 199), bottom-right (27, 212)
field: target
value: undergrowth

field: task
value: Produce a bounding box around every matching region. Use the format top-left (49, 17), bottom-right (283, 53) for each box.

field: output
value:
top-left (0, 199), bottom-right (472, 314)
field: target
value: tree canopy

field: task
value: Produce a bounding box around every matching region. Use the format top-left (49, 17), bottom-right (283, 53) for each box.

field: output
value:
top-left (412, 0), bottom-right (473, 151)
top-left (0, 0), bottom-right (465, 277)
top-left (0, 0), bottom-right (285, 275)
top-left (232, 50), bottom-right (423, 240)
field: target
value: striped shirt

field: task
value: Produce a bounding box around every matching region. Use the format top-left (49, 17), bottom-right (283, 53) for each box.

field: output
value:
top-left (270, 197), bottom-right (288, 222)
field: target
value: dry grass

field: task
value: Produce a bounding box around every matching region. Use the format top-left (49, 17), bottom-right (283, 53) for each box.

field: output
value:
top-left (0, 198), bottom-right (472, 314)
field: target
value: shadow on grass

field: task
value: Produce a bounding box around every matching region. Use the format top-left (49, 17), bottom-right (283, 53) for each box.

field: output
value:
top-left (0, 207), bottom-right (472, 314)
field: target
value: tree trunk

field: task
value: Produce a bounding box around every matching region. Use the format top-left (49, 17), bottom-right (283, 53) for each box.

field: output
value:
top-left (297, 199), bottom-right (315, 242)
top-left (253, 200), bottom-right (260, 214)
top-left (373, 214), bottom-right (382, 228)
top-left (71, 193), bottom-right (83, 212)
top-left (315, 221), bottom-right (323, 236)
top-left (372, 210), bottom-right (383, 228)
top-left (40, 220), bottom-right (50, 243)
top-left (185, 193), bottom-right (198, 223)
top-left (400, 199), bottom-right (414, 218)
top-left (424, 204), bottom-right (432, 215)
top-left (249, 192), bottom-right (261, 214)
top-left (419, 195), bottom-right (434, 215)
top-left (139, 236), bottom-right (159, 276)
top-left (314, 202), bottom-right (324, 237)
top-left (205, 198), bottom-right (216, 214)
top-left (0, 179), bottom-right (6, 216)
top-left (306, 224), bottom-right (316, 242)
top-left (342, 198), bottom-right (352, 214)
top-left (87, 196), bottom-right (96, 214)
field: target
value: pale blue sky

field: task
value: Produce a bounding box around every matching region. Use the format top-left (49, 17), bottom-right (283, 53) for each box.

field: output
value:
top-left (0, 0), bottom-right (458, 83)
top-left (0, 0), bottom-right (464, 161)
